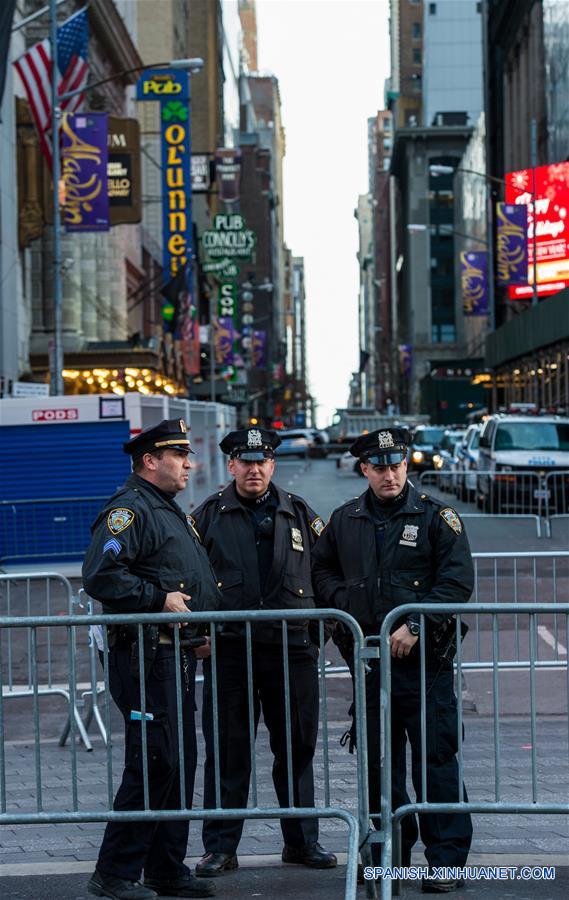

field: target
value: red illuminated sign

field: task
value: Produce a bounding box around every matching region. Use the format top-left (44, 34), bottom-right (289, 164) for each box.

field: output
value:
top-left (505, 162), bottom-right (569, 299)
top-left (32, 408), bottom-right (79, 422)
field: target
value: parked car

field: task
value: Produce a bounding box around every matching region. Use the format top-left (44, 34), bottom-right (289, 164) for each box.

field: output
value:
top-left (455, 424), bottom-right (480, 501)
top-left (336, 450), bottom-right (365, 476)
top-left (436, 430), bottom-right (467, 492)
top-left (408, 425), bottom-right (446, 474)
top-left (477, 413), bottom-right (569, 512)
top-left (275, 429), bottom-right (314, 459)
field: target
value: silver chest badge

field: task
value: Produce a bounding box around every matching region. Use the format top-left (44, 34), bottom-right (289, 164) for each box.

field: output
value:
top-left (291, 527), bottom-right (304, 551)
top-left (247, 429), bottom-right (263, 447)
top-left (400, 524), bottom-right (418, 547)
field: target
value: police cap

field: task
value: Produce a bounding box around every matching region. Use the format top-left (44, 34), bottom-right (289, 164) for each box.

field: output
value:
top-left (123, 418), bottom-right (194, 457)
top-left (219, 427), bottom-right (281, 461)
top-left (349, 427), bottom-right (411, 466)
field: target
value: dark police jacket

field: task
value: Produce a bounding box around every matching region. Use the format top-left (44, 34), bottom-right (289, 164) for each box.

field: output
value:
top-left (82, 473), bottom-right (221, 616)
top-left (311, 482), bottom-right (474, 635)
top-left (193, 481), bottom-right (325, 642)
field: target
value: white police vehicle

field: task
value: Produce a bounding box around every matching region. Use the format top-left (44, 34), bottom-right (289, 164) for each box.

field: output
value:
top-left (477, 410), bottom-right (569, 513)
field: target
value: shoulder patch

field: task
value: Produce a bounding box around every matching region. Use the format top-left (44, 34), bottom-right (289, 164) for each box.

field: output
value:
top-left (103, 537), bottom-right (122, 556)
top-left (187, 514), bottom-right (202, 542)
top-left (440, 507), bottom-right (462, 535)
top-left (310, 516), bottom-right (325, 537)
top-left (107, 508), bottom-right (135, 535)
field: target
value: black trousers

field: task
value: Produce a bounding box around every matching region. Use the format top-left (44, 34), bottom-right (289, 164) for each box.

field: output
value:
top-left (97, 645), bottom-right (197, 882)
top-left (201, 638), bottom-right (320, 854)
top-left (366, 658), bottom-right (473, 867)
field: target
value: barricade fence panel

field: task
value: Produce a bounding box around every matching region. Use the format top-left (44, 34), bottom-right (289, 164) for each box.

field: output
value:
top-left (0, 608), bottom-right (365, 900)
top-left (0, 498), bottom-right (108, 564)
top-left (368, 603), bottom-right (569, 900)
top-left (418, 469), bottom-right (569, 527)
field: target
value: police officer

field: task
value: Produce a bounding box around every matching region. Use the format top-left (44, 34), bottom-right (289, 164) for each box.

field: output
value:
top-left (83, 419), bottom-right (219, 900)
top-left (193, 427), bottom-right (337, 878)
top-left (312, 428), bottom-right (473, 893)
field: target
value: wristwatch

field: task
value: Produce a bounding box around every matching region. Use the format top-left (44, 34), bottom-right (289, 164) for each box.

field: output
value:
top-left (406, 619), bottom-right (420, 637)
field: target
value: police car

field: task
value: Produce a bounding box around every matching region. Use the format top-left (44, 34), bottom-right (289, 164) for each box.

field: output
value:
top-left (476, 410), bottom-right (569, 513)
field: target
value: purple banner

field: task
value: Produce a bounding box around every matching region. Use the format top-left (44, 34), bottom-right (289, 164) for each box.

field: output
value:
top-left (62, 112), bottom-right (109, 232)
top-left (214, 316), bottom-right (238, 365)
top-left (496, 202), bottom-right (528, 285)
top-left (398, 344), bottom-right (412, 378)
top-left (461, 251), bottom-right (488, 316)
top-left (252, 330), bottom-right (267, 369)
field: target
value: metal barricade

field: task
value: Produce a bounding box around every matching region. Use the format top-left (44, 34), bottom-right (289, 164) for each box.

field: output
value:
top-left (0, 572), bottom-right (93, 750)
top-left (364, 602), bottom-right (569, 900)
top-left (471, 551), bottom-right (569, 669)
top-left (0, 497), bottom-right (107, 564)
top-left (0, 608), bottom-right (365, 900)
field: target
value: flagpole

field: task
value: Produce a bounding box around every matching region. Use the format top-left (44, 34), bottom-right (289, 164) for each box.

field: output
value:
top-left (49, 0), bottom-right (64, 395)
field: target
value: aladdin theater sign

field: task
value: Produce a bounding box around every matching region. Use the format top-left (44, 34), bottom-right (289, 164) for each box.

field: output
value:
top-left (137, 69), bottom-right (192, 279)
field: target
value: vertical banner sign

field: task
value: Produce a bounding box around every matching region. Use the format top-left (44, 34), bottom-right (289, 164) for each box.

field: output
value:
top-left (215, 148), bottom-right (242, 203)
top-left (214, 317), bottom-right (238, 365)
top-left (218, 281), bottom-right (237, 318)
top-left (62, 113), bottom-right (109, 232)
top-left (180, 292), bottom-right (201, 376)
top-left (398, 344), bottom-right (412, 377)
top-left (496, 202), bottom-right (528, 286)
top-left (252, 331), bottom-right (267, 369)
top-left (460, 251), bottom-right (488, 316)
top-left (137, 69), bottom-right (192, 280)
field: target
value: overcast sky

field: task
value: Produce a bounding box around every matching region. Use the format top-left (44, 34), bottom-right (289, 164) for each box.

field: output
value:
top-left (254, 0), bottom-right (391, 427)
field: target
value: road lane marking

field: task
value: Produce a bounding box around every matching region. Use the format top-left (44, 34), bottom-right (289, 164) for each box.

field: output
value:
top-left (538, 624), bottom-right (568, 656)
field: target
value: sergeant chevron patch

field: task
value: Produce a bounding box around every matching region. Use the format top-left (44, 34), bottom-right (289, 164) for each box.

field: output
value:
top-left (440, 507), bottom-right (462, 535)
top-left (107, 508), bottom-right (135, 534)
top-left (103, 538), bottom-right (122, 556)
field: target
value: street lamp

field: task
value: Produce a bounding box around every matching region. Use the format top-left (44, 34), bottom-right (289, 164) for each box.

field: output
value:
top-left (429, 162), bottom-right (538, 309)
top-left (49, 40), bottom-right (204, 395)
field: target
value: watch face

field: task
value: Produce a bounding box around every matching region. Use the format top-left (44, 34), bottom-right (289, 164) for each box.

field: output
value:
top-left (408, 623), bottom-right (420, 636)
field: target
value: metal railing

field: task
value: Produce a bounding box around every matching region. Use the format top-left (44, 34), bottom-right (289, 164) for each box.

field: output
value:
top-left (370, 602), bottom-right (569, 900)
top-left (418, 469), bottom-right (569, 536)
top-left (0, 572), bottom-right (94, 749)
top-left (0, 608), bottom-right (365, 900)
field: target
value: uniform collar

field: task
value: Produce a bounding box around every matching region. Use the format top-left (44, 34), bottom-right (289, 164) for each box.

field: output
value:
top-left (127, 472), bottom-right (176, 507)
top-left (218, 480), bottom-right (296, 516)
top-left (348, 482), bottom-right (425, 518)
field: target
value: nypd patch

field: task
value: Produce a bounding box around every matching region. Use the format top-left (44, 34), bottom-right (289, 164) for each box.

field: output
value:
top-left (107, 508), bottom-right (135, 535)
top-left (310, 516), bottom-right (325, 537)
top-left (440, 507), bottom-right (462, 535)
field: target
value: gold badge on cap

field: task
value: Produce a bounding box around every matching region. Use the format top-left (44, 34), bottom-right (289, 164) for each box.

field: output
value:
top-left (291, 527), bottom-right (304, 551)
top-left (179, 419), bottom-right (187, 433)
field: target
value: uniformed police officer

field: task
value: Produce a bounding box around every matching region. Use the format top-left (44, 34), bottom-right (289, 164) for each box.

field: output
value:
top-left (83, 419), bottom-right (219, 900)
top-left (312, 428), bottom-right (473, 893)
top-left (193, 427), bottom-right (337, 878)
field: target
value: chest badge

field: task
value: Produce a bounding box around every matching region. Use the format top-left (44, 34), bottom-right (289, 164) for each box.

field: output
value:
top-left (291, 526), bottom-right (304, 552)
top-left (399, 523), bottom-right (418, 547)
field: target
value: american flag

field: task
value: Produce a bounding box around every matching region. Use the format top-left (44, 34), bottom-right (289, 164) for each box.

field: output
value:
top-left (14, 7), bottom-right (89, 169)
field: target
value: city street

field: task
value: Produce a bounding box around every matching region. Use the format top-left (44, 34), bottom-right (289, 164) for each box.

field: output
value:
top-left (1, 459), bottom-right (567, 898)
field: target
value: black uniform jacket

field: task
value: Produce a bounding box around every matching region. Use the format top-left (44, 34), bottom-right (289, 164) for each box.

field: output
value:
top-left (82, 473), bottom-right (221, 616)
top-left (193, 481), bottom-right (324, 640)
top-left (311, 482), bottom-right (474, 635)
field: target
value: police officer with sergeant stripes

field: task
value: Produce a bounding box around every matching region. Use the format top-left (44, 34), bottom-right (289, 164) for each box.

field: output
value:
top-left (83, 419), bottom-right (220, 900)
top-left (192, 427), bottom-right (337, 878)
top-left (312, 428), bottom-right (474, 893)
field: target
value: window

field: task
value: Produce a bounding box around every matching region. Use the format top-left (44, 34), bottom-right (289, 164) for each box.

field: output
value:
top-left (429, 2), bottom-right (437, 13)
top-left (432, 324), bottom-right (457, 343)
top-left (413, 49), bottom-right (422, 64)
top-left (476, 1), bottom-right (482, 12)
top-left (412, 22), bottom-right (421, 39)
